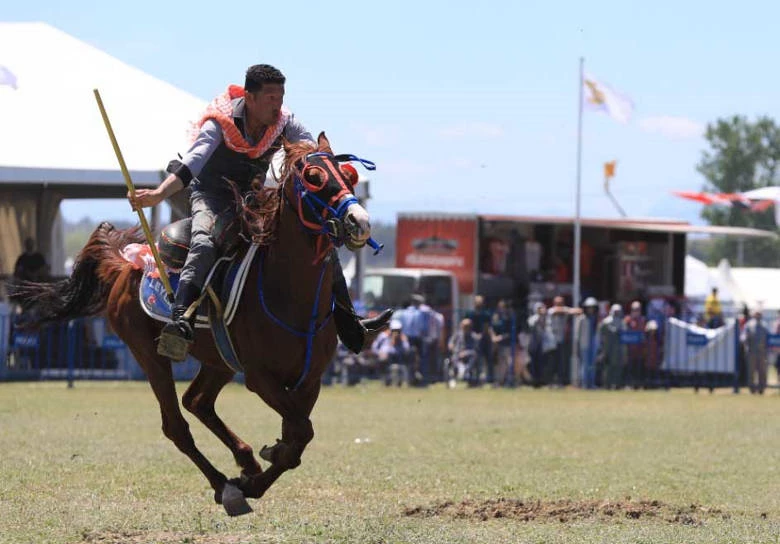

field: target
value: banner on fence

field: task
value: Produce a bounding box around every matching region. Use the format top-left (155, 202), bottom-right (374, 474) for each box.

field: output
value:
top-left (663, 317), bottom-right (736, 373)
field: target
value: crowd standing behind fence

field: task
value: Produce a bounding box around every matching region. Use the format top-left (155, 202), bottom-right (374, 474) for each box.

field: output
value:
top-left (2, 288), bottom-right (779, 392)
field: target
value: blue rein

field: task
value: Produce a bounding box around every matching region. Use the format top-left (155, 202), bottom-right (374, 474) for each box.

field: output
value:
top-left (294, 152), bottom-right (384, 254)
top-left (256, 151), bottom-right (380, 391)
top-left (256, 250), bottom-right (334, 391)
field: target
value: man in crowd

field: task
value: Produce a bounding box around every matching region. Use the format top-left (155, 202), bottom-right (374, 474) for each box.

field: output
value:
top-left (572, 297), bottom-right (599, 389)
top-left (704, 287), bottom-right (724, 328)
top-left (448, 318), bottom-right (480, 387)
top-left (547, 295), bottom-right (579, 387)
top-left (465, 295), bottom-right (494, 385)
top-left (13, 237), bottom-right (48, 283)
top-left (490, 299), bottom-right (515, 387)
top-left (597, 304), bottom-right (626, 389)
top-left (623, 300), bottom-right (646, 388)
top-left (742, 308), bottom-right (769, 394)
top-left (372, 319), bottom-right (413, 386)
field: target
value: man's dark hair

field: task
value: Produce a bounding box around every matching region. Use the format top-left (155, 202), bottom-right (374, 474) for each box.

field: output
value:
top-left (245, 64), bottom-right (286, 93)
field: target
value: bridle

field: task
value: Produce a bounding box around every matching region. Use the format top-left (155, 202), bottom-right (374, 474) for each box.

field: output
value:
top-left (284, 151), bottom-right (382, 262)
top-left (258, 150), bottom-right (381, 390)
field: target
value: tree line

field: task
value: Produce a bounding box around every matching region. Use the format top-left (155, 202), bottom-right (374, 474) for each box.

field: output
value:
top-left (697, 116), bottom-right (780, 267)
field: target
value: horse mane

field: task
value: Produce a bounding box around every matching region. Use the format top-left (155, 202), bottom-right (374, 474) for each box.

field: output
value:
top-left (240, 139), bottom-right (318, 245)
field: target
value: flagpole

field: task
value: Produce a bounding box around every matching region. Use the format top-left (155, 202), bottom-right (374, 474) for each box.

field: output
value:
top-left (573, 57), bottom-right (584, 308)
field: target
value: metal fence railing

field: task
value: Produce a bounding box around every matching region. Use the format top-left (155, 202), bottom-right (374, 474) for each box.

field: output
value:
top-left (1, 303), bottom-right (774, 391)
top-left (0, 309), bottom-right (201, 385)
top-left (324, 306), bottom-right (778, 392)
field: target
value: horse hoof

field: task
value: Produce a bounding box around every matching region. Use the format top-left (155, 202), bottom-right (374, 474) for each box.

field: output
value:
top-left (221, 483), bottom-right (253, 517)
top-left (259, 442), bottom-right (279, 463)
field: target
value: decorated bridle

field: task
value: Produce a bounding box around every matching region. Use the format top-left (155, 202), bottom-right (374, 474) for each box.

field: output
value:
top-left (258, 150), bottom-right (383, 391)
top-left (287, 151), bottom-right (383, 262)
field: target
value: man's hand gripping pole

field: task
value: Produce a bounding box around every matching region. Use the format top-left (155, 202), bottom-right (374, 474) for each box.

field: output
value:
top-left (93, 89), bottom-right (175, 301)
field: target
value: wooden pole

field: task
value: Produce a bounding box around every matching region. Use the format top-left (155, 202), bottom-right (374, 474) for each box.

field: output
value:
top-left (93, 89), bottom-right (174, 299)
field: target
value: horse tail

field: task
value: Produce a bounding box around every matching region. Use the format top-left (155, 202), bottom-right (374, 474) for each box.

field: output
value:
top-left (17, 221), bottom-right (144, 326)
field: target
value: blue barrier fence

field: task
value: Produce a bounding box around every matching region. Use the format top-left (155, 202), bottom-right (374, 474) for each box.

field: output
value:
top-left (2, 306), bottom-right (775, 390)
top-left (332, 308), bottom-right (775, 390)
top-left (0, 311), bottom-right (201, 384)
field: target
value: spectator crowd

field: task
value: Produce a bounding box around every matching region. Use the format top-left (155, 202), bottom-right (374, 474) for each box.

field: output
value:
top-left (325, 287), bottom-right (780, 394)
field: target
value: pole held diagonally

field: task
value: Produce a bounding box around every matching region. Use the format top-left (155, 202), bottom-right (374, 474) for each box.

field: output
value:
top-left (93, 89), bottom-right (174, 299)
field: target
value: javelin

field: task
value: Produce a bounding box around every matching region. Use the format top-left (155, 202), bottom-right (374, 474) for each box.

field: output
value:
top-left (93, 89), bottom-right (175, 299)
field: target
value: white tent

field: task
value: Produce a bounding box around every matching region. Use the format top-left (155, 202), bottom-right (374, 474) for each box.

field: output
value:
top-left (685, 255), bottom-right (780, 312)
top-left (0, 22), bottom-right (205, 182)
top-left (728, 267), bottom-right (780, 311)
top-left (712, 258), bottom-right (744, 307)
top-left (0, 22), bottom-right (206, 275)
top-left (684, 255), bottom-right (714, 301)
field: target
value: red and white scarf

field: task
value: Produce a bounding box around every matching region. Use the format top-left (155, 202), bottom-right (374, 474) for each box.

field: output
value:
top-left (189, 85), bottom-right (290, 159)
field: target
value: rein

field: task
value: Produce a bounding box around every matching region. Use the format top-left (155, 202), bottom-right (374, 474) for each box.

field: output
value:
top-left (255, 149), bottom-right (377, 390)
top-left (256, 249), bottom-right (334, 391)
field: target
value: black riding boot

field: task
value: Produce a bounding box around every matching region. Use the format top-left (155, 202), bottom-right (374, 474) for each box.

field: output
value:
top-left (332, 257), bottom-right (393, 354)
top-left (158, 281), bottom-right (201, 361)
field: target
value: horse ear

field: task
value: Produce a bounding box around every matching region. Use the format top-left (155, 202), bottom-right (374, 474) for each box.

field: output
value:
top-left (317, 132), bottom-right (333, 154)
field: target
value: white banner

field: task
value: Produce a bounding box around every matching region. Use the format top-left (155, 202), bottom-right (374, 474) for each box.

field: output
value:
top-left (663, 318), bottom-right (737, 374)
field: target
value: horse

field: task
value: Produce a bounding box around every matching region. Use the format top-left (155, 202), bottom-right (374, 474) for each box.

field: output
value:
top-left (19, 133), bottom-right (376, 516)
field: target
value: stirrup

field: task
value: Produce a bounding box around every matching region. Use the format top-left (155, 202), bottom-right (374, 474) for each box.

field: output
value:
top-left (157, 297), bottom-right (202, 361)
top-left (157, 325), bottom-right (193, 361)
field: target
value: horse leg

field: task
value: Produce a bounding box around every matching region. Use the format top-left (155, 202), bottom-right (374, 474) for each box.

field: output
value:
top-left (130, 348), bottom-right (234, 508)
top-left (236, 372), bottom-right (319, 499)
top-left (181, 364), bottom-right (263, 478)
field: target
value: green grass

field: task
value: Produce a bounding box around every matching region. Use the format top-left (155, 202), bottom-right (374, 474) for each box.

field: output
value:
top-left (0, 381), bottom-right (779, 543)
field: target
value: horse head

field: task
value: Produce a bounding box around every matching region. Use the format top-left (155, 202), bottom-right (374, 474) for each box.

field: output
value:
top-left (280, 132), bottom-right (374, 256)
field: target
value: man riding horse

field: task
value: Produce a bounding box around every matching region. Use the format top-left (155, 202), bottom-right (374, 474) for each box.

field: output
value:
top-left (130, 64), bottom-right (392, 360)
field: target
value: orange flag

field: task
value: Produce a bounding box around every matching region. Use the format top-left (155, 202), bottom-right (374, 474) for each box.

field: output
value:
top-left (604, 160), bottom-right (617, 179)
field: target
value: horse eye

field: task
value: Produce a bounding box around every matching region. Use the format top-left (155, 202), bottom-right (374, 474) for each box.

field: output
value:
top-left (303, 166), bottom-right (326, 188)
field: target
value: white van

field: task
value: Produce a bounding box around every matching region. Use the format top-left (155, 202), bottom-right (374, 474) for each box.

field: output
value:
top-left (361, 267), bottom-right (459, 331)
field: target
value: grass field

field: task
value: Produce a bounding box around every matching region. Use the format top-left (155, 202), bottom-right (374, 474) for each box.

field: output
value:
top-left (0, 381), bottom-right (778, 544)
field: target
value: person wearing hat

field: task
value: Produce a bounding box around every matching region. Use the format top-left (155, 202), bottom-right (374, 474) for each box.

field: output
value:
top-left (372, 319), bottom-right (412, 386)
top-left (597, 304), bottom-right (627, 389)
top-left (572, 297), bottom-right (600, 388)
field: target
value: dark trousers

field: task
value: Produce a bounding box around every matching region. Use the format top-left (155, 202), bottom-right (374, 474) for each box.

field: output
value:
top-left (408, 336), bottom-right (427, 385)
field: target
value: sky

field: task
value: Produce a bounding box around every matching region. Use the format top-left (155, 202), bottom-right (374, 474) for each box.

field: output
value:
top-left (6, 0), bottom-right (780, 225)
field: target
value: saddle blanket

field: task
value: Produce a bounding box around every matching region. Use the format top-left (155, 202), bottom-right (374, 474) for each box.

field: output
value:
top-left (124, 244), bottom-right (259, 328)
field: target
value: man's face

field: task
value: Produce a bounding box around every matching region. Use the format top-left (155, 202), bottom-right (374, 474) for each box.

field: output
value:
top-left (246, 84), bottom-right (285, 126)
top-left (553, 297), bottom-right (564, 307)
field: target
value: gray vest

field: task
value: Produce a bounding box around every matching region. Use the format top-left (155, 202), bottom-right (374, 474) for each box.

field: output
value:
top-left (193, 98), bottom-right (282, 198)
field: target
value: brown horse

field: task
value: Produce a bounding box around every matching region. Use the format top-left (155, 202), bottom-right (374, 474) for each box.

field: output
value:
top-left (20, 133), bottom-right (376, 516)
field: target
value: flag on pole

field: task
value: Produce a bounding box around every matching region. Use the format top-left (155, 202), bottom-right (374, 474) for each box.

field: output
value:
top-left (583, 74), bottom-right (633, 124)
top-left (604, 160), bottom-right (616, 179)
top-left (0, 65), bottom-right (18, 90)
top-left (603, 160), bottom-right (617, 191)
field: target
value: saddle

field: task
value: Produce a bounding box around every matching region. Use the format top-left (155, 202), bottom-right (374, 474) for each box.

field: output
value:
top-left (139, 218), bottom-right (257, 372)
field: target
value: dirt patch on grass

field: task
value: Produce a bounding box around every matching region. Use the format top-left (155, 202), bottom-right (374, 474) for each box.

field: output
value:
top-left (404, 498), bottom-right (734, 525)
top-left (79, 531), bottom-right (255, 544)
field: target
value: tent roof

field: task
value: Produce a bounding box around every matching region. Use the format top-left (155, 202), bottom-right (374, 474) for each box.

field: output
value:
top-left (0, 22), bottom-right (206, 187)
top-left (728, 267), bottom-right (780, 311)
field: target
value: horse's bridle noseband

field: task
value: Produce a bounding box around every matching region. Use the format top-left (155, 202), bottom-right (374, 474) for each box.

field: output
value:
top-left (289, 151), bottom-right (382, 255)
